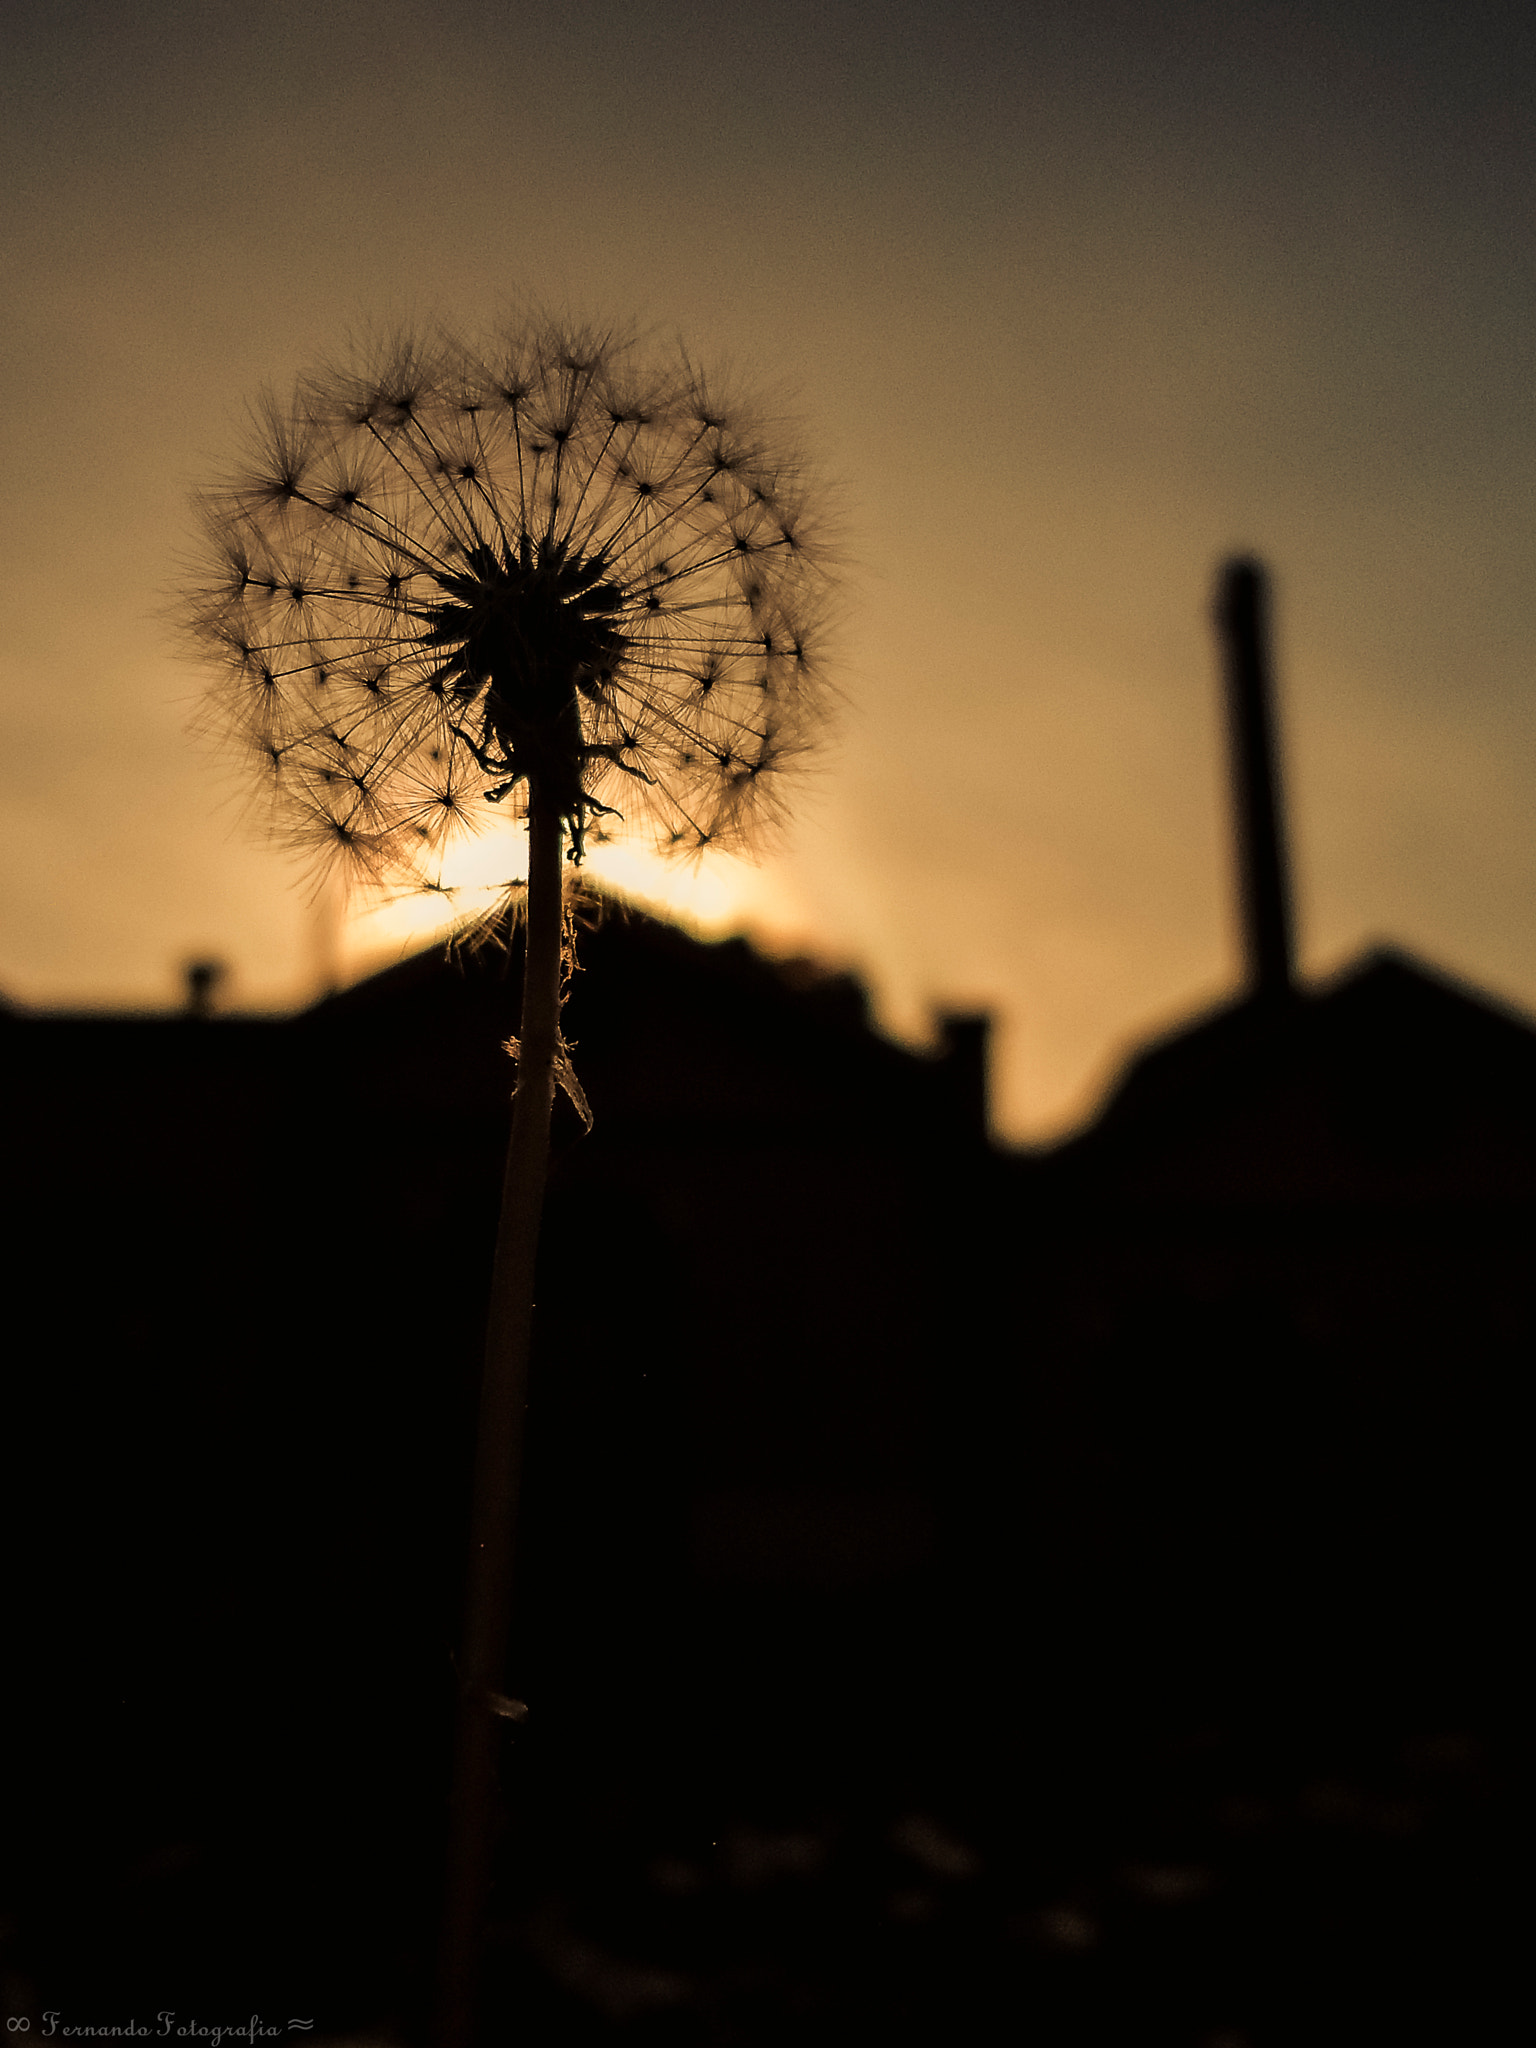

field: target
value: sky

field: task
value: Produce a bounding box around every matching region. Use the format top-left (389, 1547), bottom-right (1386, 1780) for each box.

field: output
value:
top-left (3, 0), bottom-right (1534, 1141)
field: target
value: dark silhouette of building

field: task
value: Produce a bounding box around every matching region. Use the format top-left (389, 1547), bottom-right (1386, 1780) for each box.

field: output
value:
top-left (964, 946), bottom-right (1532, 1731)
top-left (3, 901), bottom-right (1527, 2035)
top-left (0, 903), bottom-right (992, 2026)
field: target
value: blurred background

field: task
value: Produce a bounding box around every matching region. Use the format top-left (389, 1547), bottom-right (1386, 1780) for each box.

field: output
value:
top-left (2, 5), bottom-right (1527, 2044)
top-left (4, 0), bottom-right (1535, 1139)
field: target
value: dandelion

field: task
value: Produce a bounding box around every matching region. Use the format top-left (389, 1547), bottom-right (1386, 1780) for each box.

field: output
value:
top-left (183, 316), bottom-right (835, 2048)
top-left (187, 321), bottom-right (830, 898)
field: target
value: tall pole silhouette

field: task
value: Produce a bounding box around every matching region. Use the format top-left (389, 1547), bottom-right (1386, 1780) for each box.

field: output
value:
top-left (1215, 556), bottom-right (1296, 1000)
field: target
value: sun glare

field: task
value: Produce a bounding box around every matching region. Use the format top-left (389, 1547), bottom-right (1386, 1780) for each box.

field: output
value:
top-left (336, 830), bottom-right (817, 986)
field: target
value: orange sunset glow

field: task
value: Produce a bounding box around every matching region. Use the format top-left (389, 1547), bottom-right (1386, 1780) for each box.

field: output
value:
top-left (4, 0), bottom-right (1534, 1139)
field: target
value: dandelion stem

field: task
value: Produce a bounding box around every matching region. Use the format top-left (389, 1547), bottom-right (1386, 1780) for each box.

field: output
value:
top-left (436, 783), bottom-right (565, 2048)
top-left (185, 322), bottom-right (835, 2041)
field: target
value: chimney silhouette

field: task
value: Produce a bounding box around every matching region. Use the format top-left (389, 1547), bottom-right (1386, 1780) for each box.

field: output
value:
top-left (937, 1010), bottom-right (991, 1146)
top-left (1215, 557), bottom-right (1296, 1000)
top-left (184, 959), bottom-right (225, 1019)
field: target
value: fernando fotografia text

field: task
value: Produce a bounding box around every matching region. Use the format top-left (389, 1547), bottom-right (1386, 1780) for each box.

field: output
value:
top-left (15, 2020), bottom-right (313, 2043)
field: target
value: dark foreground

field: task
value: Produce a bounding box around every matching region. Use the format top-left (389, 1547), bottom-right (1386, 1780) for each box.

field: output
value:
top-left (4, 927), bottom-right (1525, 2044)
top-left (2, 1573), bottom-right (1514, 2048)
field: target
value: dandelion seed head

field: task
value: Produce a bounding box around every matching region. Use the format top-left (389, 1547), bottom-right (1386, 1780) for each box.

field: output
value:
top-left (185, 317), bottom-right (837, 895)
